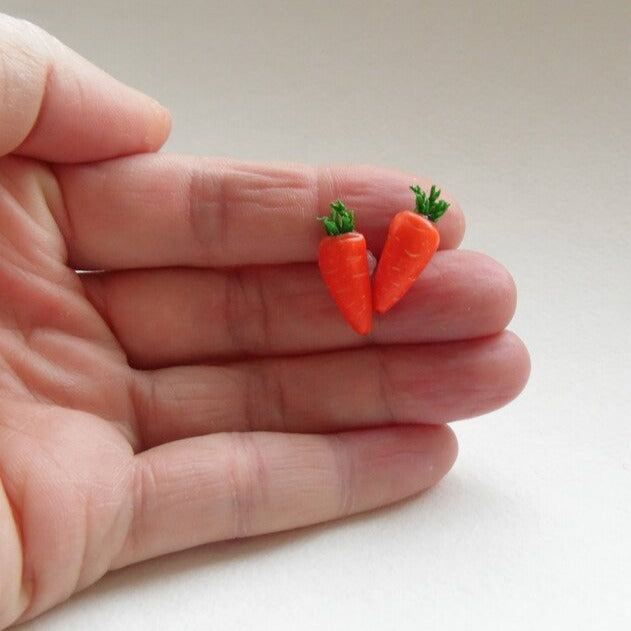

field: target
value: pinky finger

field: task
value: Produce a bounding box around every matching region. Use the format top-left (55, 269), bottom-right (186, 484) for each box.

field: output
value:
top-left (112, 425), bottom-right (457, 568)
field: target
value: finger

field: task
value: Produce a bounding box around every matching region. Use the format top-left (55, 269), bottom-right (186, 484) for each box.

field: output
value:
top-left (0, 15), bottom-right (170, 162)
top-left (112, 424), bottom-right (457, 567)
top-left (82, 250), bottom-right (514, 367)
top-left (51, 154), bottom-right (465, 270)
top-left (132, 332), bottom-right (529, 447)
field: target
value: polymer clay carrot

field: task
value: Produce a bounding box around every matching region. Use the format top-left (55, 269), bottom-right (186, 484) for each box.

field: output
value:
top-left (373, 185), bottom-right (449, 313)
top-left (318, 200), bottom-right (372, 335)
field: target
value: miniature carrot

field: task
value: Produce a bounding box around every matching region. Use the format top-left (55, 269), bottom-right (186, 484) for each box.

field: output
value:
top-left (373, 184), bottom-right (449, 314)
top-left (318, 200), bottom-right (372, 335)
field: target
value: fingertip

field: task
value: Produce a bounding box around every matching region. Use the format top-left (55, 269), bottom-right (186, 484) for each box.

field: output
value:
top-left (375, 424), bottom-right (459, 494)
top-left (502, 330), bottom-right (532, 399)
top-left (144, 100), bottom-right (172, 151)
top-left (473, 331), bottom-right (530, 416)
top-left (438, 196), bottom-right (466, 249)
top-left (439, 423), bottom-right (459, 473)
top-left (496, 259), bottom-right (518, 330)
top-left (459, 251), bottom-right (518, 333)
top-left (418, 423), bottom-right (459, 484)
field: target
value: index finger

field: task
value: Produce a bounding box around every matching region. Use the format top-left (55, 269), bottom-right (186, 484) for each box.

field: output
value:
top-left (52, 155), bottom-right (466, 270)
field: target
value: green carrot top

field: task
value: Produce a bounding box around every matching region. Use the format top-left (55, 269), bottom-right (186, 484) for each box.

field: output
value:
top-left (319, 199), bottom-right (356, 236)
top-left (410, 184), bottom-right (450, 222)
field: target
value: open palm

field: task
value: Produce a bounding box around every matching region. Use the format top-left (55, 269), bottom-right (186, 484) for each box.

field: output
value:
top-left (0, 15), bottom-right (529, 628)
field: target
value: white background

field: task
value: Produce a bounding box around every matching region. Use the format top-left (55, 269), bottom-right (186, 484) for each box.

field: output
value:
top-left (3, 1), bottom-right (630, 629)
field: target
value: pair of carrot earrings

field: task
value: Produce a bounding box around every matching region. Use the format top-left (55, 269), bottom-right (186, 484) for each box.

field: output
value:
top-left (318, 185), bottom-right (449, 335)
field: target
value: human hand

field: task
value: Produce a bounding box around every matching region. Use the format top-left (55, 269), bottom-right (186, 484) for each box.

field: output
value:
top-left (0, 14), bottom-right (529, 627)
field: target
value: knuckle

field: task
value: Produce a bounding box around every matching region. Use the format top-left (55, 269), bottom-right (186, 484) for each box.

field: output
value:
top-left (224, 268), bottom-right (271, 355)
top-left (122, 457), bottom-right (159, 562)
top-left (373, 348), bottom-right (396, 423)
top-left (244, 363), bottom-right (288, 433)
top-left (226, 433), bottom-right (267, 539)
top-left (185, 160), bottom-right (227, 258)
top-left (330, 435), bottom-right (356, 517)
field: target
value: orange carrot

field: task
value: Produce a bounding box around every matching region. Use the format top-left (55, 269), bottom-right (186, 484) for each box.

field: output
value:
top-left (373, 185), bottom-right (449, 314)
top-left (318, 200), bottom-right (372, 335)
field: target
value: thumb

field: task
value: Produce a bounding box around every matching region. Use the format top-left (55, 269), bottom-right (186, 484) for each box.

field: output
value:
top-left (0, 14), bottom-right (171, 163)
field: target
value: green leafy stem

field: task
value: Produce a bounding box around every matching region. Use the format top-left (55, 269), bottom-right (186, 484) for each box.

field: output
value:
top-left (319, 199), bottom-right (356, 235)
top-left (410, 184), bottom-right (450, 222)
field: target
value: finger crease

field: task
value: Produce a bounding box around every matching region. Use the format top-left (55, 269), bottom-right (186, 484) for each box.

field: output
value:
top-left (331, 435), bottom-right (356, 517)
top-left (250, 268), bottom-right (272, 353)
top-left (225, 269), bottom-right (249, 356)
top-left (227, 433), bottom-right (266, 539)
top-left (186, 161), bottom-right (226, 259)
top-left (374, 348), bottom-right (396, 423)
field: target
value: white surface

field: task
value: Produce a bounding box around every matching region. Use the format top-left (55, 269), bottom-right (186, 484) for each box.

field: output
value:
top-left (4, 0), bottom-right (630, 629)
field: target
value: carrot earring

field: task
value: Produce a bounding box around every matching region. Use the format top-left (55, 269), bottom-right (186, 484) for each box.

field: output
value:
top-left (373, 185), bottom-right (449, 313)
top-left (318, 200), bottom-right (373, 335)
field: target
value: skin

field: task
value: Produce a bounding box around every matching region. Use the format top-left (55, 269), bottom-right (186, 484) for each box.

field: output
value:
top-left (0, 14), bottom-right (530, 628)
